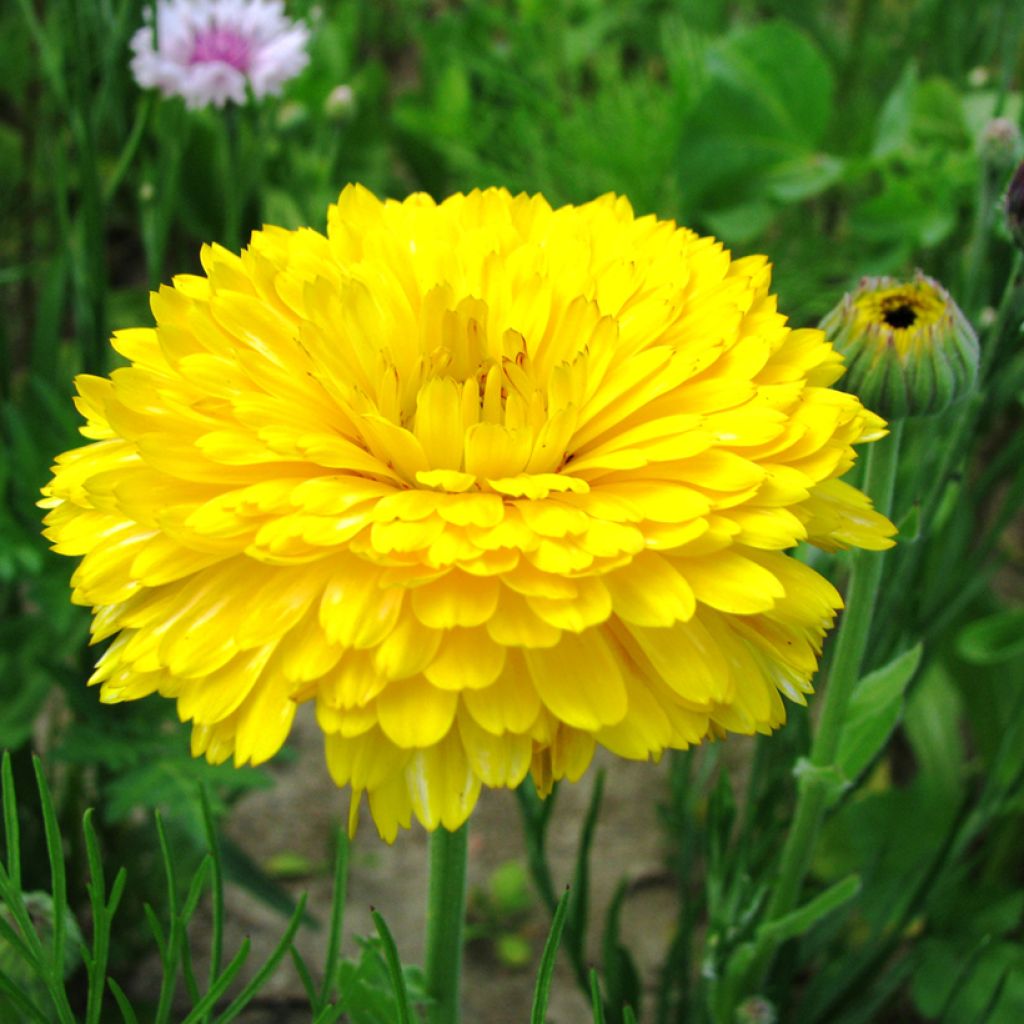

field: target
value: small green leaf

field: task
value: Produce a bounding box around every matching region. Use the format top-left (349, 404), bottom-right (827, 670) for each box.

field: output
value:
top-left (757, 874), bottom-right (861, 945)
top-left (602, 880), bottom-right (642, 1023)
top-left (496, 933), bottom-right (532, 969)
top-left (872, 63), bottom-right (917, 158)
top-left (263, 851), bottom-right (319, 880)
top-left (589, 969), bottom-right (606, 1024)
top-left (370, 910), bottom-right (413, 1024)
top-left (531, 888), bottom-right (571, 1024)
top-left (835, 644), bottom-right (923, 787)
top-left (957, 610), bottom-right (1024, 665)
top-left (763, 153), bottom-right (844, 202)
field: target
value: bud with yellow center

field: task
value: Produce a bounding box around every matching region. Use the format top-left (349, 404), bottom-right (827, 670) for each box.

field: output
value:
top-left (820, 272), bottom-right (979, 420)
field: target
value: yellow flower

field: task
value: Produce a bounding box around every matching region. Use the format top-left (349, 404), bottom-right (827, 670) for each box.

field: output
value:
top-left (42, 187), bottom-right (895, 840)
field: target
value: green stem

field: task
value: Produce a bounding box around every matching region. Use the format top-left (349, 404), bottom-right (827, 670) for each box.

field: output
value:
top-left (223, 106), bottom-right (245, 250)
top-left (424, 823), bottom-right (469, 1024)
top-left (750, 421), bottom-right (904, 987)
top-left (104, 93), bottom-right (155, 206)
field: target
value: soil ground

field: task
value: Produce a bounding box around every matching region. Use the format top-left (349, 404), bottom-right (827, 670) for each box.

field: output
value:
top-left (165, 704), bottom-right (699, 1023)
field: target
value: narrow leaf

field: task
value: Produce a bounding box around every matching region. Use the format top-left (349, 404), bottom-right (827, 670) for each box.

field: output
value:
top-left (757, 874), bottom-right (861, 945)
top-left (531, 888), bottom-right (571, 1024)
top-left (371, 909), bottom-right (414, 1024)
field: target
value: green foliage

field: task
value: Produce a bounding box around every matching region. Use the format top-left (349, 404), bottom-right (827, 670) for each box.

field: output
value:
top-left (0, 752), bottom-right (439, 1023)
top-left (834, 643), bottom-right (922, 788)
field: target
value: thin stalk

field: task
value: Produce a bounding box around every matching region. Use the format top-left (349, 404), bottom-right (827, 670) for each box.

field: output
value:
top-left (747, 422), bottom-right (904, 991)
top-left (145, 104), bottom-right (189, 290)
top-left (318, 828), bottom-right (349, 1010)
top-left (223, 106), bottom-right (244, 251)
top-left (424, 823), bottom-right (470, 1024)
top-left (104, 93), bottom-right (156, 205)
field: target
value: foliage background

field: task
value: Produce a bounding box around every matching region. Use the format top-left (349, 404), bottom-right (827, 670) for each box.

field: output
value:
top-left (2, 0), bottom-right (1024, 1021)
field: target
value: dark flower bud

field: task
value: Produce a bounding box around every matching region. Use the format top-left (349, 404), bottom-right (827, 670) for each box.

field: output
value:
top-left (1005, 159), bottom-right (1024, 251)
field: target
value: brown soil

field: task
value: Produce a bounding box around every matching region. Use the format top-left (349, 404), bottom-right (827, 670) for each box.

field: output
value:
top-left (159, 704), bottom-right (692, 1023)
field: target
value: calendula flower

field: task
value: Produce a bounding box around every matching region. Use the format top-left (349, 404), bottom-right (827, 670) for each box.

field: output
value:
top-left (130, 0), bottom-right (310, 110)
top-left (820, 272), bottom-right (978, 420)
top-left (43, 188), bottom-right (895, 840)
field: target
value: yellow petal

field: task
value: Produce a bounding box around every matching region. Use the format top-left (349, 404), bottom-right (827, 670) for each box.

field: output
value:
top-left (462, 654), bottom-right (541, 735)
top-left (457, 707), bottom-right (532, 787)
top-left (524, 630), bottom-right (628, 730)
top-left (527, 576), bottom-right (612, 632)
top-left (410, 572), bottom-right (500, 629)
top-left (376, 678), bottom-right (458, 747)
top-left (680, 549), bottom-right (785, 614)
top-left (320, 564), bottom-right (404, 648)
top-left (424, 628), bottom-right (506, 690)
top-left (405, 732), bottom-right (482, 831)
top-left (485, 588), bottom-right (561, 648)
top-left (605, 553), bottom-right (696, 626)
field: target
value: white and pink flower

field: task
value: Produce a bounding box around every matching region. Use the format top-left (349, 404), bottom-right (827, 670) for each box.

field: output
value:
top-left (130, 0), bottom-right (310, 109)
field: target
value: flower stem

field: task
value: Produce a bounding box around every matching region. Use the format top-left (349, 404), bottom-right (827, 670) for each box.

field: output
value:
top-left (751, 421), bottom-right (903, 984)
top-left (425, 823), bottom-right (469, 1024)
top-left (223, 106), bottom-right (243, 251)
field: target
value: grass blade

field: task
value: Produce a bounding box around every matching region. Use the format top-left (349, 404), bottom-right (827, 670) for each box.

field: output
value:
top-left (179, 942), bottom-right (252, 1024)
top-left (531, 887), bottom-right (571, 1024)
top-left (318, 826), bottom-right (349, 1009)
top-left (2, 751), bottom-right (21, 888)
top-left (200, 784), bottom-right (224, 997)
top-left (212, 894), bottom-right (307, 1024)
top-left (107, 978), bottom-right (140, 1024)
top-left (589, 968), bottom-right (607, 1023)
top-left (32, 756), bottom-right (76, 1024)
top-left (371, 908), bottom-right (413, 1024)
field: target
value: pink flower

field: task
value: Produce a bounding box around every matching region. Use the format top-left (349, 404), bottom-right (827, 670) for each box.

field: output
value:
top-left (130, 0), bottom-right (310, 109)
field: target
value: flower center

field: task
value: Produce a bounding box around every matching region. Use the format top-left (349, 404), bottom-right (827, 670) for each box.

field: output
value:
top-left (189, 27), bottom-right (252, 72)
top-left (881, 303), bottom-right (917, 329)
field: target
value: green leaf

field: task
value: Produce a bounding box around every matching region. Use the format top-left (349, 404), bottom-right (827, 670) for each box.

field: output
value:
top-left (707, 21), bottom-right (835, 148)
top-left (589, 969), bottom-right (606, 1024)
top-left (763, 153), bottom-right (845, 202)
top-left (602, 880), bottom-right (641, 1023)
top-left (872, 63), bottom-right (918, 158)
top-left (370, 910), bottom-right (413, 1024)
top-left (756, 874), bottom-right (861, 945)
top-left (957, 610), bottom-right (1024, 665)
top-left (904, 663), bottom-right (966, 806)
top-left (703, 200), bottom-right (777, 245)
top-left (531, 888), bottom-right (571, 1024)
top-left (835, 644), bottom-right (923, 787)
top-left (567, 771), bottom-right (604, 966)
top-left (676, 19), bottom-right (835, 216)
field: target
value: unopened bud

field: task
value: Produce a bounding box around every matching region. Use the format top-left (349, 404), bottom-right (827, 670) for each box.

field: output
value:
top-left (1004, 159), bottom-right (1024, 251)
top-left (736, 996), bottom-right (778, 1024)
top-left (968, 66), bottom-right (990, 88)
top-left (275, 101), bottom-right (306, 130)
top-left (820, 272), bottom-right (979, 420)
top-left (980, 118), bottom-right (1022, 173)
top-left (324, 83), bottom-right (356, 119)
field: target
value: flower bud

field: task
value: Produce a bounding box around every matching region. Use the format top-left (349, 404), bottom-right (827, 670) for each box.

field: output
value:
top-left (820, 272), bottom-right (979, 420)
top-left (980, 118), bottom-right (1022, 174)
top-left (736, 996), bottom-right (778, 1024)
top-left (1004, 159), bottom-right (1024, 252)
top-left (324, 83), bottom-right (356, 119)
